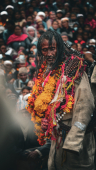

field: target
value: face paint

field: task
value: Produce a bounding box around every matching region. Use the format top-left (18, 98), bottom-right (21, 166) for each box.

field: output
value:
top-left (41, 39), bottom-right (57, 66)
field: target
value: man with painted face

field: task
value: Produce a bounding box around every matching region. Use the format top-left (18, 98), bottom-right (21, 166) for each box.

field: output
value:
top-left (27, 30), bottom-right (95, 170)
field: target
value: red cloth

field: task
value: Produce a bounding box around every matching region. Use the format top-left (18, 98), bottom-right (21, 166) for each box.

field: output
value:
top-left (74, 40), bottom-right (85, 45)
top-left (84, 19), bottom-right (96, 30)
top-left (7, 34), bottom-right (28, 45)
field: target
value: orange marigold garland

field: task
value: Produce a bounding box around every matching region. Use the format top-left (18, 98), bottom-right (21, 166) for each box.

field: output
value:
top-left (27, 57), bottom-right (85, 145)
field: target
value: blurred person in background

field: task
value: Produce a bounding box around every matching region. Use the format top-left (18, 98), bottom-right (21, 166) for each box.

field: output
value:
top-left (83, 31), bottom-right (89, 43)
top-left (0, 11), bottom-right (8, 27)
top-left (13, 67), bottom-right (29, 94)
top-left (4, 60), bottom-right (15, 84)
top-left (74, 33), bottom-right (85, 46)
top-left (77, 14), bottom-right (84, 28)
top-left (5, 5), bottom-right (14, 16)
top-left (6, 25), bottom-right (31, 51)
top-left (71, 43), bottom-right (78, 50)
top-left (56, 10), bottom-right (63, 27)
top-left (3, 20), bottom-right (15, 44)
top-left (85, 12), bottom-right (96, 30)
top-left (27, 80), bottom-right (34, 90)
top-left (37, 11), bottom-right (47, 30)
top-left (60, 17), bottom-right (73, 41)
top-left (82, 46), bottom-right (88, 53)
top-left (39, 1), bottom-right (48, 12)
top-left (26, 26), bottom-right (37, 43)
top-left (0, 45), bottom-right (12, 60)
top-left (49, 20), bottom-right (60, 33)
top-left (88, 45), bottom-right (95, 55)
top-left (26, 4), bottom-right (34, 17)
top-left (26, 52), bottom-right (36, 68)
top-left (77, 43), bottom-right (83, 53)
top-left (70, 12), bottom-right (77, 28)
top-left (32, 30), bottom-right (45, 46)
top-left (14, 11), bottom-right (26, 28)
top-left (20, 10), bottom-right (26, 20)
top-left (61, 32), bottom-right (72, 46)
top-left (46, 11), bottom-right (56, 29)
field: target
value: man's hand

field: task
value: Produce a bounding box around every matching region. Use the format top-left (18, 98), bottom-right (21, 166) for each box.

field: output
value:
top-left (84, 51), bottom-right (94, 63)
top-left (27, 151), bottom-right (39, 160)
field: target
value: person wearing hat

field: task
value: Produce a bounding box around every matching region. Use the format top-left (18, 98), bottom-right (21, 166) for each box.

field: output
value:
top-left (37, 12), bottom-right (47, 30)
top-left (77, 14), bottom-right (84, 28)
top-left (61, 32), bottom-right (72, 46)
top-left (39, 1), bottom-right (48, 12)
top-left (60, 17), bottom-right (73, 41)
top-left (13, 67), bottom-right (29, 93)
top-left (56, 10), bottom-right (63, 27)
top-left (0, 11), bottom-right (8, 27)
top-left (4, 60), bottom-right (15, 83)
top-left (5, 5), bottom-right (14, 15)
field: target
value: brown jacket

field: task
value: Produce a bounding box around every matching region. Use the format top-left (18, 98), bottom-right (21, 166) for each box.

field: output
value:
top-left (48, 72), bottom-right (95, 170)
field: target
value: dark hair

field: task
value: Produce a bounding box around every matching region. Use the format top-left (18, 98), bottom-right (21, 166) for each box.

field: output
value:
top-left (21, 86), bottom-right (31, 92)
top-left (71, 43), bottom-right (77, 48)
top-left (77, 33), bottom-right (83, 37)
top-left (52, 19), bottom-right (59, 25)
top-left (14, 25), bottom-right (21, 31)
top-left (37, 29), bottom-right (65, 70)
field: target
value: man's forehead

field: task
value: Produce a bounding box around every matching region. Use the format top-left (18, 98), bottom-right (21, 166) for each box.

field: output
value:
top-left (41, 39), bottom-right (56, 46)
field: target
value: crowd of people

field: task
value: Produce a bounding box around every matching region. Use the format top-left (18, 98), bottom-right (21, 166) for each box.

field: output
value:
top-left (0, 0), bottom-right (96, 170)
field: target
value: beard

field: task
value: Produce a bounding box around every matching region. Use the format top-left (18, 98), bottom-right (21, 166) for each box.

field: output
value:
top-left (46, 55), bottom-right (56, 66)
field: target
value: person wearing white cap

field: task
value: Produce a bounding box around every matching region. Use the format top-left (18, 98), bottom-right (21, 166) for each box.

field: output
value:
top-left (37, 12), bottom-right (47, 30)
top-left (56, 9), bottom-right (63, 27)
top-left (13, 67), bottom-right (29, 93)
top-left (0, 11), bottom-right (8, 26)
top-left (4, 60), bottom-right (15, 83)
top-left (39, 1), bottom-right (47, 12)
top-left (77, 14), bottom-right (84, 28)
top-left (60, 17), bottom-right (73, 41)
top-left (5, 5), bottom-right (14, 16)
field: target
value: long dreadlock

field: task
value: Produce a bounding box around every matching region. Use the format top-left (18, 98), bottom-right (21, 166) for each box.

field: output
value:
top-left (37, 29), bottom-right (65, 70)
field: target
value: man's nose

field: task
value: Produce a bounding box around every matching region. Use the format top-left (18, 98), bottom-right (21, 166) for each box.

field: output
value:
top-left (48, 49), bottom-right (52, 56)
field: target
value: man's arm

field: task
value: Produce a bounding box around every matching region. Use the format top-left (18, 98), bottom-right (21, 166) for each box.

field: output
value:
top-left (63, 72), bottom-right (94, 153)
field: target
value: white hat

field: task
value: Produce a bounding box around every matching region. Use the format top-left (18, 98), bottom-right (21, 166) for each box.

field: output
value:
top-left (56, 10), bottom-right (63, 13)
top-left (37, 11), bottom-right (45, 18)
top-left (0, 54), bottom-right (3, 59)
top-left (0, 11), bottom-right (8, 15)
top-left (77, 14), bottom-right (84, 17)
top-left (40, 1), bottom-right (45, 5)
top-left (64, 3), bottom-right (69, 5)
top-left (89, 39), bottom-right (96, 43)
top-left (5, 5), bottom-right (14, 10)
top-left (4, 60), bottom-right (12, 65)
top-left (61, 17), bottom-right (69, 22)
top-left (23, 93), bottom-right (31, 101)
